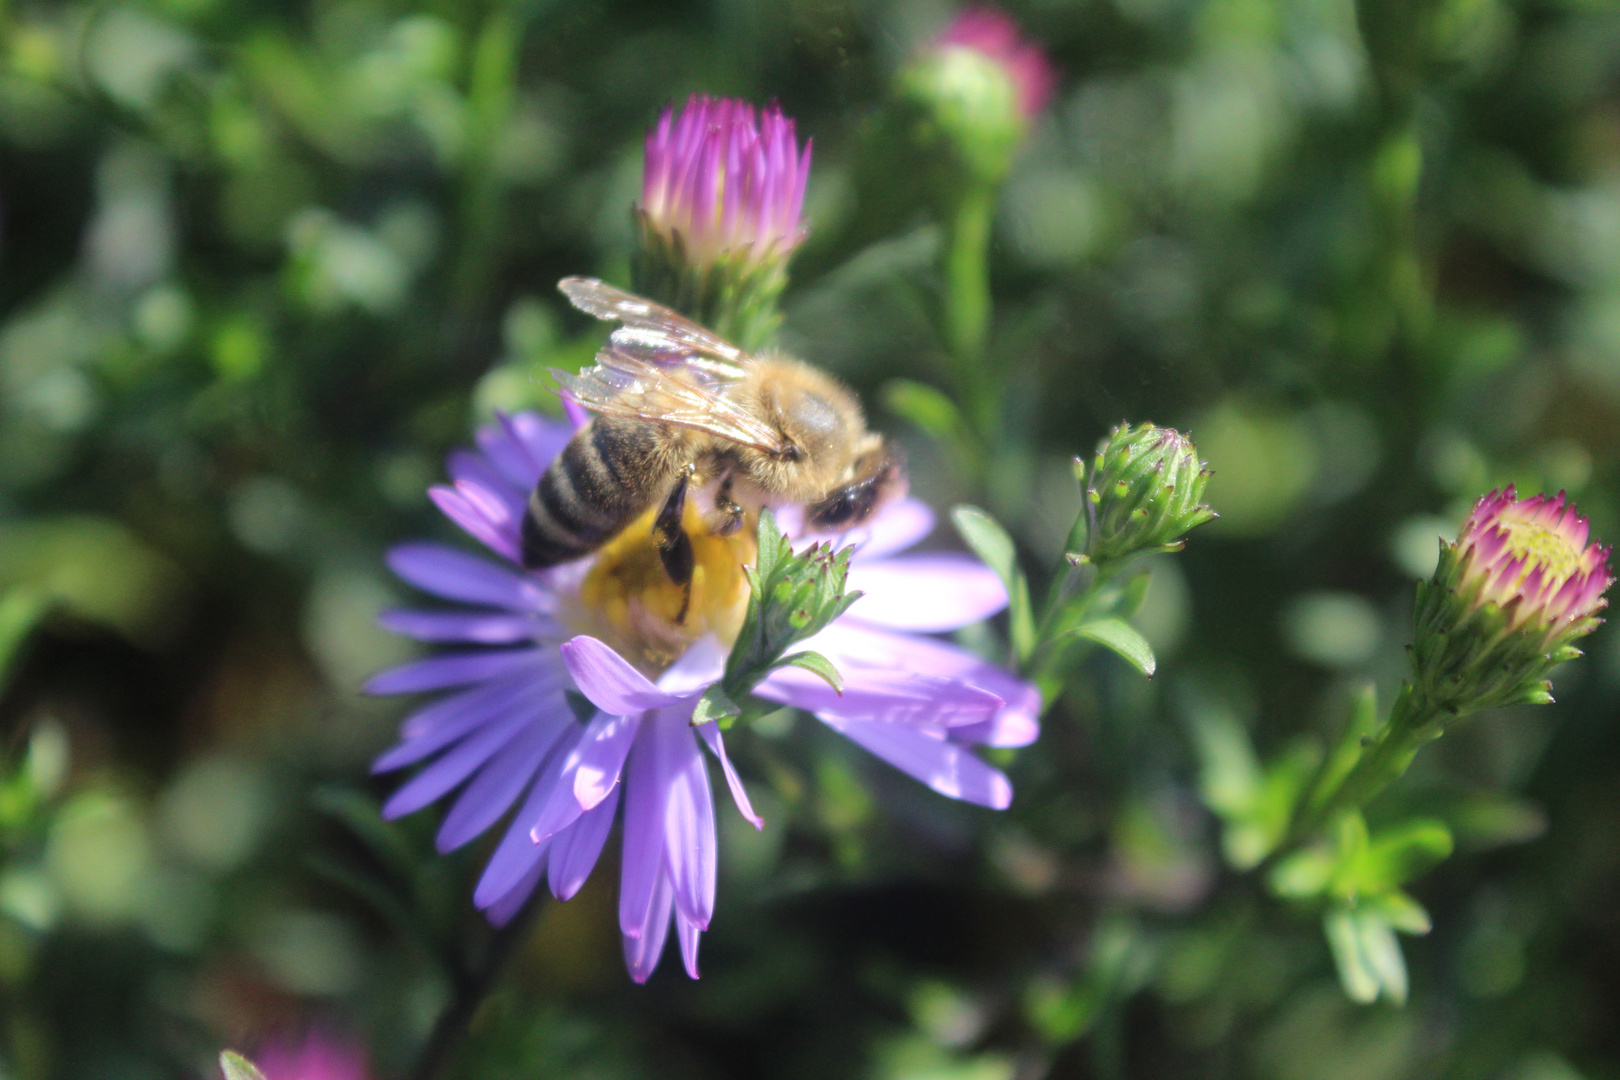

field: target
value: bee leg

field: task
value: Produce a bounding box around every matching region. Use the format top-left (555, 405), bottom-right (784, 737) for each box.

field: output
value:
top-left (710, 474), bottom-right (745, 537)
top-left (654, 465), bottom-right (696, 623)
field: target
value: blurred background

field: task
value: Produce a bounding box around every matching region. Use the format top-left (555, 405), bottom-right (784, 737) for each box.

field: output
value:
top-left (1, 0), bottom-right (1618, 1077)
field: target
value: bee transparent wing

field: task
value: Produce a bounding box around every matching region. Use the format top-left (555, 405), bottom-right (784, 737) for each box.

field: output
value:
top-left (558, 277), bottom-right (745, 366)
top-left (552, 345), bottom-right (787, 454)
top-left (554, 277), bottom-right (787, 454)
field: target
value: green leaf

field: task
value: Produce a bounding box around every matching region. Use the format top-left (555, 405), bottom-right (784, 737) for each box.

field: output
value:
top-left (1324, 908), bottom-right (1380, 1004)
top-left (1366, 818), bottom-right (1454, 887)
top-left (221, 1052), bottom-right (269, 1080)
top-left (1325, 907), bottom-right (1408, 1005)
top-left (691, 685), bottom-right (742, 727)
top-left (1183, 693), bottom-right (1261, 820)
top-left (1370, 890), bottom-right (1432, 935)
top-left (774, 650), bottom-right (844, 693)
top-left (883, 378), bottom-right (969, 446)
top-left (950, 505), bottom-right (1035, 661)
top-left (1269, 846), bottom-right (1335, 900)
top-left (1072, 618), bottom-right (1156, 677)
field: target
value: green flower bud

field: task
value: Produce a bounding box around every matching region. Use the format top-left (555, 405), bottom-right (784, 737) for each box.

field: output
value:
top-left (1075, 423), bottom-right (1216, 569)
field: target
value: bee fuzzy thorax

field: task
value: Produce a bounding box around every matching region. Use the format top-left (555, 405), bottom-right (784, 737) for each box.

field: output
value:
top-left (572, 500), bottom-right (757, 677)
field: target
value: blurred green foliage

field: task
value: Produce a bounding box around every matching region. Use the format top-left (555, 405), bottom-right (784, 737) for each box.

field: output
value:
top-left (1, 0), bottom-right (1618, 1079)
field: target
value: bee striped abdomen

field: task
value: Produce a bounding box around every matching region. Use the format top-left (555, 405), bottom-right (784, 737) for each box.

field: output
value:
top-left (521, 418), bottom-right (672, 569)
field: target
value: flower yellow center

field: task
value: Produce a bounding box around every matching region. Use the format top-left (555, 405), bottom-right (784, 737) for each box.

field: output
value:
top-left (572, 502), bottom-right (756, 677)
top-left (1496, 514), bottom-right (1580, 591)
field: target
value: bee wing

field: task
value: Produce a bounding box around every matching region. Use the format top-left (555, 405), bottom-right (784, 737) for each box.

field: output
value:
top-left (554, 277), bottom-right (787, 454)
top-left (558, 277), bottom-right (745, 366)
top-left (552, 344), bottom-right (787, 454)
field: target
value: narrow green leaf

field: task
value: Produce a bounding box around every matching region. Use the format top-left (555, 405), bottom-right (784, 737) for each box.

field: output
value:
top-left (1073, 618), bottom-right (1156, 677)
top-left (951, 505), bottom-right (1035, 661)
top-left (691, 685), bottom-right (741, 727)
top-left (774, 650), bottom-right (843, 693)
top-left (1367, 818), bottom-right (1454, 887)
top-left (1356, 909), bottom-right (1408, 1005)
top-left (221, 1052), bottom-right (269, 1080)
top-left (882, 378), bottom-right (967, 444)
top-left (1324, 909), bottom-right (1380, 1004)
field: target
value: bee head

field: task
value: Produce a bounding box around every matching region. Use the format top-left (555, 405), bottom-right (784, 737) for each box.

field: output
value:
top-left (804, 440), bottom-right (907, 532)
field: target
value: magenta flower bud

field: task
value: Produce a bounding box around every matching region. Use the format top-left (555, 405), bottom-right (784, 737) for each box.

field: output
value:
top-left (937, 6), bottom-right (1057, 122)
top-left (633, 95), bottom-right (812, 347)
top-left (891, 6), bottom-right (1055, 197)
top-left (1413, 486), bottom-right (1612, 714)
top-left (640, 95), bottom-right (811, 273)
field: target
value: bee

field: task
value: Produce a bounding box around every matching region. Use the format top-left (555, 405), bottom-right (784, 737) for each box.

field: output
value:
top-left (522, 278), bottom-right (906, 616)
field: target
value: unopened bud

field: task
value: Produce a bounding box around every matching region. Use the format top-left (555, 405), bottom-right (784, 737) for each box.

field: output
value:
top-left (1412, 487), bottom-right (1612, 715)
top-left (1076, 422), bottom-right (1216, 568)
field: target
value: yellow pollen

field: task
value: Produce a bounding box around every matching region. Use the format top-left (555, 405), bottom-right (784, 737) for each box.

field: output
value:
top-left (1497, 515), bottom-right (1580, 590)
top-left (573, 501), bottom-right (756, 677)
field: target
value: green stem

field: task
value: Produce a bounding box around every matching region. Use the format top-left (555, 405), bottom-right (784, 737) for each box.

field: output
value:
top-left (941, 183), bottom-right (997, 436)
top-left (409, 892), bottom-right (545, 1080)
top-left (1285, 683), bottom-right (1442, 849)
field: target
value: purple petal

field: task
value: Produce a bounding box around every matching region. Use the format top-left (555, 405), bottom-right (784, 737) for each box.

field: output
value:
top-left (697, 724), bottom-right (763, 830)
top-left (430, 484), bottom-right (520, 563)
top-left (436, 717), bottom-right (569, 852)
top-left (382, 709), bottom-right (532, 819)
top-left (528, 709), bottom-right (643, 842)
top-left (657, 635), bottom-right (726, 695)
top-left (447, 449), bottom-right (517, 503)
top-left (817, 713), bottom-right (1013, 809)
top-left (809, 622), bottom-right (1041, 747)
top-left (476, 411), bottom-right (571, 490)
top-left (377, 609), bottom-right (550, 644)
top-left (623, 869), bottom-right (675, 983)
top-left (373, 672), bottom-right (564, 773)
top-left (386, 543), bottom-right (544, 611)
top-left (656, 711), bottom-right (716, 929)
top-left (364, 647), bottom-right (549, 695)
top-left (844, 554), bottom-right (1008, 632)
top-left (547, 786), bottom-right (619, 902)
top-left (573, 709), bottom-right (645, 810)
top-left (756, 668), bottom-right (1002, 728)
top-left (473, 729), bottom-right (577, 908)
top-left (483, 856), bottom-right (548, 927)
top-left (677, 912), bottom-right (702, 979)
top-left (562, 636), bottom-right (686, 713)
top-left (619, 714), bottom-right (670, 938)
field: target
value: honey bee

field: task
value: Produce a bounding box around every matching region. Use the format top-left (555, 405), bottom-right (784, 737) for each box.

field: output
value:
top-left (522, 278), bottom-right (906, 615)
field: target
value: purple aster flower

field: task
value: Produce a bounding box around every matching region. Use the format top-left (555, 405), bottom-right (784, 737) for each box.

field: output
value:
top-left (937, 7), bottom-right (1056, 121)
top-left (639, 95), bottom-right (811, 273)
top-left (368, 411), bottom-right (1039, 982)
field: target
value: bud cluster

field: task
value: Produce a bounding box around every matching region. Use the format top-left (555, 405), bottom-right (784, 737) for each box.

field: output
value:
top-left (692, 509), bottom-right (861, 726)
top-left (1074, 423), bottom-right (1216, 569)
top-left (1412, 487), bottom-right (1612, 714)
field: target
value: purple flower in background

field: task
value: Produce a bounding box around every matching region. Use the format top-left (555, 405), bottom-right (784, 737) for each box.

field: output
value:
top-left (368, 411), bottom-right (1039, 982)
top-left (231, 1030), bottom-right (369, 1080)
top-left (937, 6), bottom-right (1056, 121)
top-left (639, 95), bottom-right (812, 271)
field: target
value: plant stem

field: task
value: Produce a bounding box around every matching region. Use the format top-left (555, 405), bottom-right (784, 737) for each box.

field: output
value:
top-left (1285, 683), bottom-right (1441, 849)
top-left (409, 894), bottom-right (545, 1080)
top-left (942, 183), bottom-right (997, 437)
